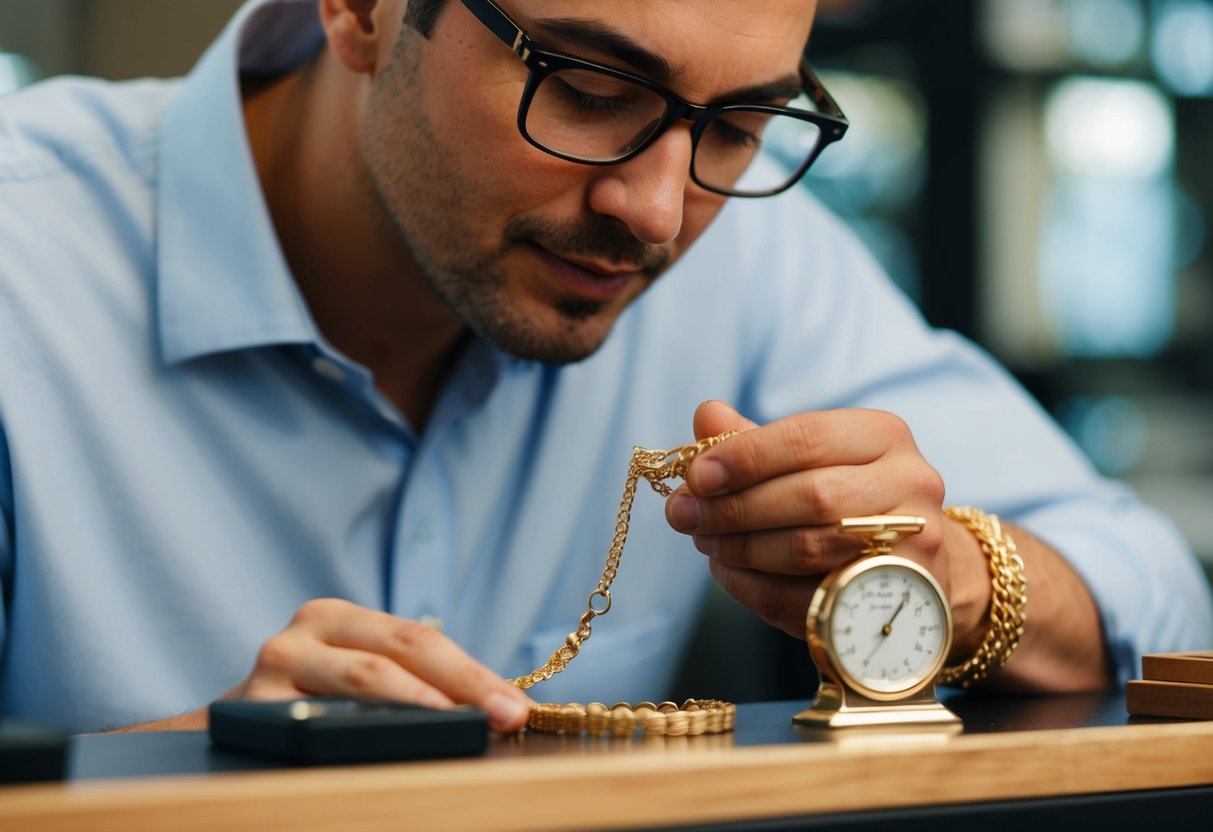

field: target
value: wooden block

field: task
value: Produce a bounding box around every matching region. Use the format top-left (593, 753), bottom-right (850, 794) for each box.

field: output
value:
top-left (1127, 679), bottom-right (1213, 720)
top-left (1142, 651), bottom-right (1213, 685)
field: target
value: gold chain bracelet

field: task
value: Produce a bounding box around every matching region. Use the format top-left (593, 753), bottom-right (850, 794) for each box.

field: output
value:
top-left (511, 433), bottom-right (737, 736)
top-left (937, 505), bottom-right (1028, 687)
top-left (527, 699), bottom-right (736, 737)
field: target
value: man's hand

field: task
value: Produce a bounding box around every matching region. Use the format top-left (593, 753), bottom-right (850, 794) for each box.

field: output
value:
top-left (109, 599), bottom-right (534, 734)
top-left (664, 401), bottom-right (988, 650)
top-left (216, 598), bottom-right (534, 732)
top-left (665, 400), bottom-right (1115, 693)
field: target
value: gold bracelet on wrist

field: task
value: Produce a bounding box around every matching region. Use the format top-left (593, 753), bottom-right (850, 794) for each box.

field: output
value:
top-left (937, 505), bottom-right (1028, 688)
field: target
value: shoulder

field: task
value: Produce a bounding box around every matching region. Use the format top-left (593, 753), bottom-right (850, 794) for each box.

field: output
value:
top-left (725, 186), bottom-right (885, 277)
top-left (0, 75), bottom-right (176, 186)
top-left (0, 78), bottom-right (176, 375)
top-left (675, 186), bottom-right (889, 302)
top-left (0, 76), bottom-right (176, 270)
top-left (0, 75), bottom-right (178, 276)
top-left (664, 185), bottom-right (900, 326)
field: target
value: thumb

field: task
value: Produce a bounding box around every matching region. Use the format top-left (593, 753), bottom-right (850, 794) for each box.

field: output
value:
top-left (693, 400), bottom-right (759, 441)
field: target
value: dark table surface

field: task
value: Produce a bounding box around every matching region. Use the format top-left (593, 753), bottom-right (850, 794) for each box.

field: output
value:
top-left (6, 688), bottom-right (1213, 832)
top-left (65, 687), bottom-right (1151, 782)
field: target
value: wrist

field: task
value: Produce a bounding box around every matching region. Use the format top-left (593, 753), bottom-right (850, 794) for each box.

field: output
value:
top-left (942, 515), bottom-right (992, 663)
top-left (937, 506), bottom-right (1028, 687)
top-left (105, 706), bottom-right (209, 733)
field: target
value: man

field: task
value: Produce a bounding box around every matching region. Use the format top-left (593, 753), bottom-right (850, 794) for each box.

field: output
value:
top-left (0, 0), bottom-right (1209, 735)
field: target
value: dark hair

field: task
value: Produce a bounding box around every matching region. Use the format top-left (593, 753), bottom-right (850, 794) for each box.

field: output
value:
top-left (404, 0), bottom-right (450, 36)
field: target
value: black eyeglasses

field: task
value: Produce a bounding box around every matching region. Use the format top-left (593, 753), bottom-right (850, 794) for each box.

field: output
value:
top-left (457, 0), bottom-right (849, 198)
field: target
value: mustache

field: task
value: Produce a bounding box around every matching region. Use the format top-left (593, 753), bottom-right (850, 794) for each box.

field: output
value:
top-left (503, 216), bottom-right (669, 277)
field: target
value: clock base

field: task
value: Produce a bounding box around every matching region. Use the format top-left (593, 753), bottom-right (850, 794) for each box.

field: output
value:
top-left (793, 683), bottom-right (962, 729)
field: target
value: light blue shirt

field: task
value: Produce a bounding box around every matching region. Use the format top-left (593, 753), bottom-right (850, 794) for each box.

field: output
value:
top-left (1, 0), bottom-right (1210, 733)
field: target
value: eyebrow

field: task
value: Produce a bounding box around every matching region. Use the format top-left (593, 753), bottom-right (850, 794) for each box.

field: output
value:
top-left (716, 76), bottom-right (805, 106)
top-left (531, 18), bottom-right (803, 106)
top-left (534, 19), bottom-right (678, 83)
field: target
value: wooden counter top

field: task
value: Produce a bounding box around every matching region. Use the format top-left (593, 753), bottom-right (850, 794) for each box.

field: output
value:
top-left (2, 694), bottom-right (1210, 831)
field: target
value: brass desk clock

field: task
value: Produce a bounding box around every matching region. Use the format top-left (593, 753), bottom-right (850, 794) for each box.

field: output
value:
top-left (794, 515), bottom-right (961, 729)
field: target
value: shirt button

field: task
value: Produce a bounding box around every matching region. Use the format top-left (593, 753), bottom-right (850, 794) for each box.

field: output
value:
top-left (419, 615), bottom-right (444, 631)
top-left (311, 357), bottom-right (347, 383)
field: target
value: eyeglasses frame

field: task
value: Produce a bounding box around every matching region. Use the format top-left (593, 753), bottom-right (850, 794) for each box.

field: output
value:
top-left (456, 0), bottom-right (850, 197)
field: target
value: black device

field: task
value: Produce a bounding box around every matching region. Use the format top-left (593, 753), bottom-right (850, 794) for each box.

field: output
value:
top-left (208, 699), bottom-right (489, 765)
top-left (0, 719), bottom-right (70, 783)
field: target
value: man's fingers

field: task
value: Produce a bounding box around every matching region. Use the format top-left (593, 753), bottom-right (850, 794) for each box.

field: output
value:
top-left (708, 560), bottom-right (818, 639)
top-left (692, 400), bottom-right (759, 441)
top-left (370, 621), bottom-right (533, 730)
top-left (286, 641), bottom-right (456, 710)
top-left (220, 675), bottom-right (307, 704)
top-left (270, 603), bottom-right (536, 732)
top-left (686, 409), bottom-right (911, 498)
top-left (692, 525), bottom-right (862, 575)
top-left (667, 461), bottom-right (908, 535)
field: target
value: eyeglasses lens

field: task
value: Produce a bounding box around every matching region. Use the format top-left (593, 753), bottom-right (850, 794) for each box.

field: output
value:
top-left (526, 71), bottom-right (824, 196)
top-left (696, 96), bottom-right (825, 195)
top-left (525, 68), bottom-right (668, 161)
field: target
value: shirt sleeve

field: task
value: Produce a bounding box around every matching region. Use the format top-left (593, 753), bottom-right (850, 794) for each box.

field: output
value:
top-left (732, 191), bottom-right (1213, 686)
top-left (0, 422), bottom-right (12, 663)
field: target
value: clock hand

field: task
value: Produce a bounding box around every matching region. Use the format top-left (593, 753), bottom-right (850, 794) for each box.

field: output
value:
top-left (880, 591), bottom-right (911, 636)
top-left (863, 634), bottom-right (887, 663)
top-left (862, 591), bottom-right (914, 664)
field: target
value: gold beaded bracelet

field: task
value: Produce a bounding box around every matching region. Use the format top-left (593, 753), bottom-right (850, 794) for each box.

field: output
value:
top-left (527, 699), bottom-right (736, 737)
top-left (937, 505), bottom-right (1028, 688)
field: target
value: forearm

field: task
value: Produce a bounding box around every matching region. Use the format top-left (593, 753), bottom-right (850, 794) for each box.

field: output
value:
top-left (104, 706), bottom-right (209, 733)
top-left (948, 518), bottom-right (1113, 693)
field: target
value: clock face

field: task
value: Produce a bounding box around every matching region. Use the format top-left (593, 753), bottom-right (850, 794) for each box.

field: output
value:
top-left (825, 559), bottom-right (950, 696)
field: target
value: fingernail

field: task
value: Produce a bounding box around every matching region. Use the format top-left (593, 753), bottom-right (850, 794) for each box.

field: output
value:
top-left (485, 692), bottom-right (531, 731)
top-left (668, 493), bottom-right (701, 532)
top-left (695, 459), bottom-right (729, 496)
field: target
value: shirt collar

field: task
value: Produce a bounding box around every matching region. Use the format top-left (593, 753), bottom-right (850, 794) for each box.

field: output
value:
top-left (156, 0), bottom-right (326, 365)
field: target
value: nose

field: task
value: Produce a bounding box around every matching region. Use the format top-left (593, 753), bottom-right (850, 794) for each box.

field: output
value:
top-left (585, 124), bottom-right (694, 246)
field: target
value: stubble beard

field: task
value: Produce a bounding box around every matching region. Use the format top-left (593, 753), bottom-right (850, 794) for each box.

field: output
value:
top-left (360, 34), bottom-right (669, 365)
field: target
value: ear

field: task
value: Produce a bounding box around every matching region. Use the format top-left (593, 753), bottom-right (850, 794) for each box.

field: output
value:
top-left (319, 0), bottom-right (396, 74)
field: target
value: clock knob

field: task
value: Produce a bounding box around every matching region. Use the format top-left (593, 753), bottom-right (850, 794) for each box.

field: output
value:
top-left (837, 515), bottom-right (926, 555)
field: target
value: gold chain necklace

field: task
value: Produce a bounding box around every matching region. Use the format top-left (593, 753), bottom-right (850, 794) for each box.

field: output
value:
top-left (509, 431), bottom-right (738, 736)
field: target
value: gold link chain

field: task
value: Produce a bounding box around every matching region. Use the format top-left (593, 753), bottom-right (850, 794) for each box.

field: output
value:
top-left (510, 431), bottom-right (738, 736)
top-left (937, 505), bottom-right (1028, 687)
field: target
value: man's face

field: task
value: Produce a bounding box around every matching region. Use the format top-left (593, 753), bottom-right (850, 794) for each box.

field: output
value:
top-left (360, 0), bottom-right (815, 363)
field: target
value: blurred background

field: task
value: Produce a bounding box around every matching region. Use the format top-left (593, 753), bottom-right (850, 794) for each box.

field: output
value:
top-left (3, 0), bottom-right (1212, 699)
